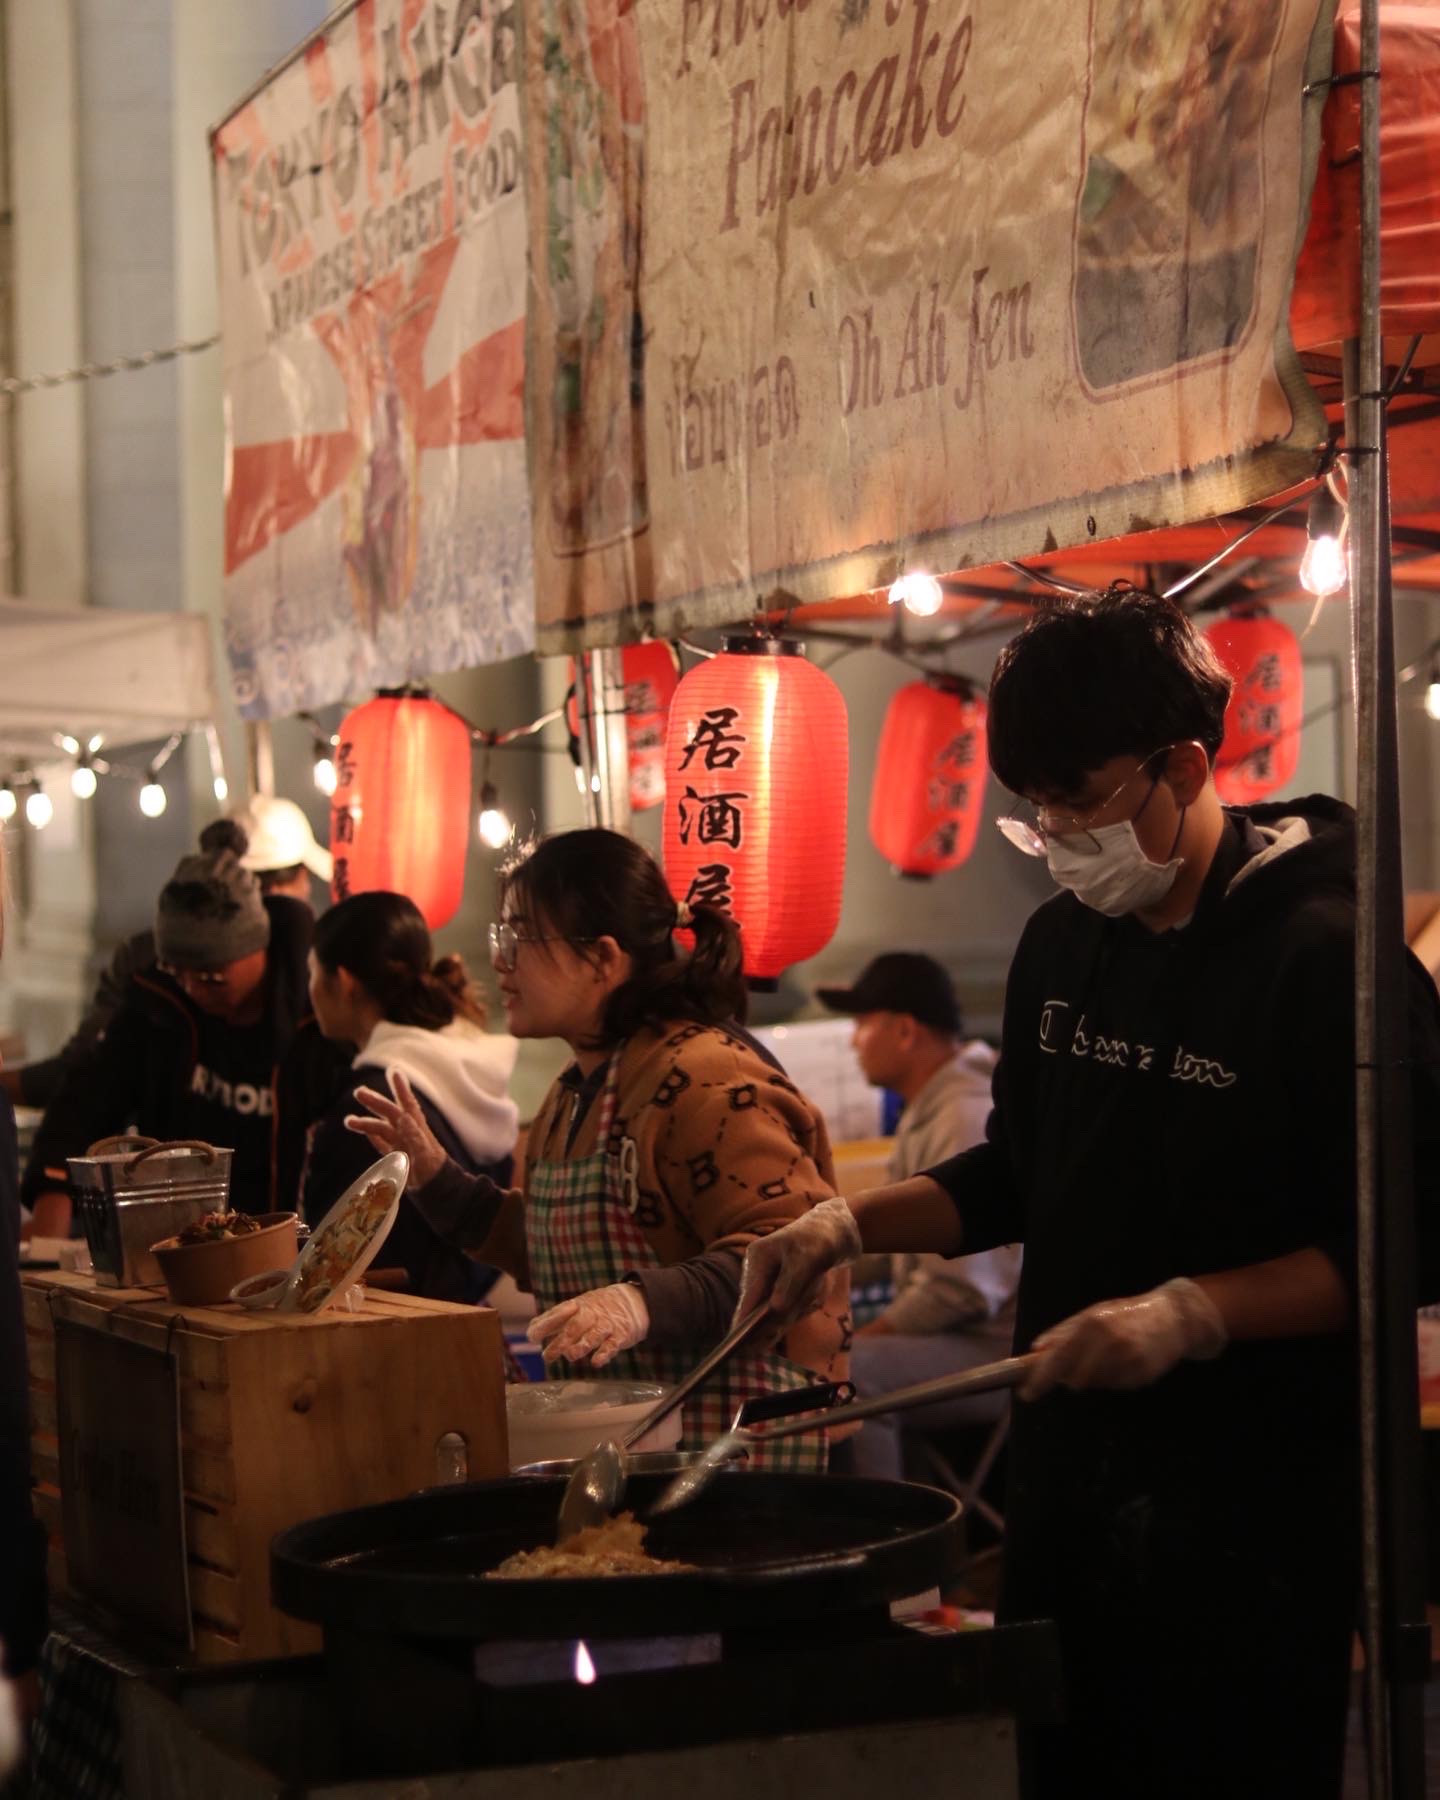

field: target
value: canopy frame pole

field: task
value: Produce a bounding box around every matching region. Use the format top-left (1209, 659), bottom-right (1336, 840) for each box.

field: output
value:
top-left (575, 648), bottom-right (632, 834)
top-left (1347, 3), bottom-right (1429, 1794)
top-left (244, 719), bottom-right (274, 800)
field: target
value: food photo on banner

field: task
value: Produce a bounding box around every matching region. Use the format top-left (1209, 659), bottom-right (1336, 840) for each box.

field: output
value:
top-left (211, 0), bottom-right (534, 722)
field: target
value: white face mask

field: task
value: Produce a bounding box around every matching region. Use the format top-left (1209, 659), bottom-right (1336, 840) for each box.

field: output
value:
top-left (1045, 819), bottom-right (1184, 917)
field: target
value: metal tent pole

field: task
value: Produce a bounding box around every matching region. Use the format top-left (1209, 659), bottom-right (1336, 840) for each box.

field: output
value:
top-left (1347, 2), bottom-right (1430, 1794)
top-left (575, 648), bottom-right (633, 834)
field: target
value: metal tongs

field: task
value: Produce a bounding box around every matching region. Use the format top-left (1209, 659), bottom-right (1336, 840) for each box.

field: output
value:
top-left (650, 1351), bottom-right (1040, 1516)
top-left (557, 1303), bottom-right (774, 1539)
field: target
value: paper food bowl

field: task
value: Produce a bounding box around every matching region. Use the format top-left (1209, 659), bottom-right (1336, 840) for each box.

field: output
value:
top-left (226, 1152), bottom-right (407, 1315)
top-left (150, 1212), bottom-right (299, 1306)
top-left (505, 1379), bottom-right (681, 1471)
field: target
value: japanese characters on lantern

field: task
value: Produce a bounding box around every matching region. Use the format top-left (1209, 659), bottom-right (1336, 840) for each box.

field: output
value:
top-left (330, 691), bottom-right (472, 929)
top-left (663, 642), bottom-right (848, 984)
top-left (870, 680), bottom-right (988, 877)
top-left (1204, 611), bottom-right (1303, 805)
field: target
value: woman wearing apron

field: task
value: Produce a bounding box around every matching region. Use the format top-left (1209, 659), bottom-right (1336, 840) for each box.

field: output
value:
top-left (347, 829), bottom-right (850, 1469)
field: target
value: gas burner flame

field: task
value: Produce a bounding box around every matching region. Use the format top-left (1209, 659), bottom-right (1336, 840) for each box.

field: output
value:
top-left (573, 1639), bottom-right (597, 1686)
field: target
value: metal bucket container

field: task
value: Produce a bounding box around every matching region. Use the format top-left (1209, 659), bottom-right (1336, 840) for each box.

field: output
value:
top-left (67, 1136), bottom-right (233, 1287)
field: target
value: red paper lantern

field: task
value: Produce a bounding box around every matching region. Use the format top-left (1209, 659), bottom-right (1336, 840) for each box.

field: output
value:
top-left (870, 680), bottom-right (988, 877)
top-left (330, 691), bottom-right (472, 929)
top-left (567, 642), bottom-right (680, 811)
top-left (1204, 611), bottom-right (1304, 805)
top-left (664, 640), bottom-right (848, 985)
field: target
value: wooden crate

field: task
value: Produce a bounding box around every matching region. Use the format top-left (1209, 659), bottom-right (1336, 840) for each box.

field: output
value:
top-left (23, 1270), bottom-right (509, 1662)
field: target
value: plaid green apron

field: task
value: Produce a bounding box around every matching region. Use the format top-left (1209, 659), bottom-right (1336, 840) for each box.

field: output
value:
top-left (526, 1048), bottom-right (827, 1472)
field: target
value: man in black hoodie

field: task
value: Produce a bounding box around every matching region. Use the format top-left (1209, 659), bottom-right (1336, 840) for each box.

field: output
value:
top-left (23, 825), bottom-right (341, 1229)
top-left (737, 588), bottom-right (1440, 1799)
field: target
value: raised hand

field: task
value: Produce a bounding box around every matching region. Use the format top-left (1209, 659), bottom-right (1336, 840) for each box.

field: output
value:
top-left (344, 1067), bottom-right (448, 1189)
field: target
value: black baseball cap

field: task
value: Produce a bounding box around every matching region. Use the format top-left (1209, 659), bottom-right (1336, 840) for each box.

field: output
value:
top-left (816, 953), bottom-right (962, 1035)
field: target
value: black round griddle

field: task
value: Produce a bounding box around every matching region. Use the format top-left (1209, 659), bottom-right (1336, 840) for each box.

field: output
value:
top-left (271, 1470), bottom-right (964, 1639)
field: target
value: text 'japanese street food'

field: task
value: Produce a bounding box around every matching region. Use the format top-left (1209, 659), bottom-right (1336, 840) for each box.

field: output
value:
top-left (487, 1513), bottom-right (696, 1580)
top-left (290, 1177), bottom-right (397, 1312)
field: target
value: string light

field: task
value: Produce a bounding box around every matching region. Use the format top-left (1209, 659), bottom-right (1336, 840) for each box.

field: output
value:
top-left (205, 723), bottom-right (229, 803)
top-left (477, 779), bottom-right (512, 850)
top-left (10, 698), bottom-right (568, 851)
top-left (1298, 486), bottom-right (1348, 598)
top-left (1425, 664), bottom-right (1440, 723)
top-left (313, 741), bottom-right (337, 797)
top-left (888, 571), bottom-right (944, 617)
top-left (56, 732), bottom-right (106, 800)
top-left (298, 712), bottom-right (340, 796)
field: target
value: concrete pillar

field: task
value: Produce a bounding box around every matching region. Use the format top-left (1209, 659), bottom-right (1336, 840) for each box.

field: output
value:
top-left (2, 0), bottom-right (95, 1055)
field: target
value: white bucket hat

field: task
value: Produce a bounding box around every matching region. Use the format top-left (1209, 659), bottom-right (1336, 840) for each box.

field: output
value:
top-left (235, 795), bottom-right (333, 883)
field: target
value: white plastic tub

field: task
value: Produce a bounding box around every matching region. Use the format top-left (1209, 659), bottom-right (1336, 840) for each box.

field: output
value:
top-left (505, 1380), bottom-right (681, 1470)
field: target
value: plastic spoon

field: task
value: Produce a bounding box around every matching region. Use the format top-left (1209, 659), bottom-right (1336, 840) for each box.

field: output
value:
top-left (650, 1352), bottom-right (1039, 1517)
top-left (557, 1303), bottom-right (773, 1540)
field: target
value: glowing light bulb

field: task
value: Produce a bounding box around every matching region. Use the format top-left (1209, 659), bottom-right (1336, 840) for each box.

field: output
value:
top-left (888, 571), bottom-right (944, 617)
top-left (573, 1640), bottom-right (597, 1685)
top-left (590, 773), bottom-right (601, 793)
top-left (71, 764), bottom-right (97, 800)
top-left (313, 750), bottom-right (337, 797)
top-left (1298, 533), bottom-right (1347, 599)
top-left (1299, 487), bottom-right (1348, 598)
top-left (139, 780), bottom-right (167, 818)
top-left (213, 774), bottom-right (229, 803)
top-left (0, 785), bottom-right (14, 823)
top-left (477, 782), bottom-right (511, 850)
top-left (26, 789), bottom-right (53, 829)
top-left (1426, 680), bottom-right (1440, 724)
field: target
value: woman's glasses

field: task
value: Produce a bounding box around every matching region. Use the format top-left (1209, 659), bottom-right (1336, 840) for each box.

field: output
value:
top-left (488, 921), bottom-right (595, 973)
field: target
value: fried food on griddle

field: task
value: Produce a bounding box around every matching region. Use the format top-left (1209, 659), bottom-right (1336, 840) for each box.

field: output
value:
top-left (488, 1512), bottom-right (695, 1579)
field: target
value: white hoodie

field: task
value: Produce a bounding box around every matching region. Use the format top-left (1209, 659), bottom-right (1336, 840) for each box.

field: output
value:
top-left (357, 1018), bottom-right (520, 1166)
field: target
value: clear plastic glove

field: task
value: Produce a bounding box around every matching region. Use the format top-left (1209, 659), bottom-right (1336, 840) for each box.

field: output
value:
top-left (528, 1282), bottom-right (650, 1368)
top-left (345, 1068), bottom-right (447, 1189)
top-left (733, 1197), bottom-right (863, 1335)
top-left (1022, 1277), bottom-right (1228, 1400)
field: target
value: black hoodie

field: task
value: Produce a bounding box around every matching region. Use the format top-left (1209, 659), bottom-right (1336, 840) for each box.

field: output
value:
top-left (929, 803), bottom-right (1440, 1514)
top-left (22, 897), bottom-right (347, 1215)
top-left (926, 798), bottom-right (1440, 1790)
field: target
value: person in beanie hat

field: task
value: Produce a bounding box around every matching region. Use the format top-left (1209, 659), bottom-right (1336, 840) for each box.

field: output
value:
top-left (154, 834), bottom-right (272, 999)
top-left (22, 821), bottom-right (335, 1229)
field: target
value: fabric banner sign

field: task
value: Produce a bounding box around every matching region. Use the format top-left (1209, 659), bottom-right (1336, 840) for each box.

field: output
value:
top-left (213, 0), bottom-right (533, 719)
top-left (525, 0), bottom-right (1336, 653)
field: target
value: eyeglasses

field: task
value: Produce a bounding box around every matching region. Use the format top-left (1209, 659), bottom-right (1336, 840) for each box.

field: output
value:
top-left (157, 961), bottom-right (230, 989)
top-left (996, 745), bottom-right (1179, 859)
top-left (488, 921), bottom-right (595, 974)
